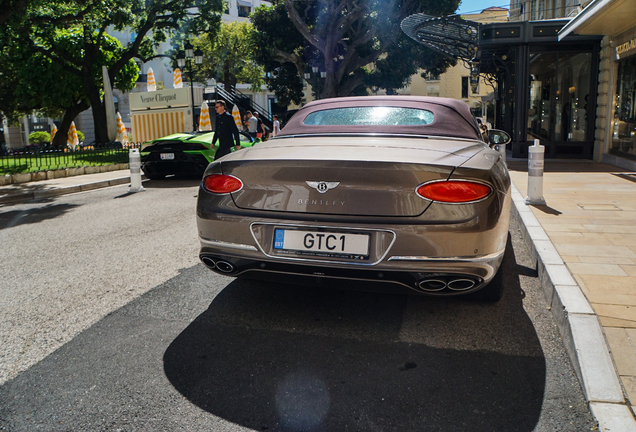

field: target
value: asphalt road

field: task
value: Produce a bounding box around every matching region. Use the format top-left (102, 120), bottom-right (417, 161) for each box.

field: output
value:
top-left (0, 179), bottom-right (596, 431)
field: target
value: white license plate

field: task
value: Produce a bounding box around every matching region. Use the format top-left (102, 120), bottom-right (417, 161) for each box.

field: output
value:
top-left (273, 229), bottom-right (369, 258)
top-left (160, 153), bottom-right (175, 160)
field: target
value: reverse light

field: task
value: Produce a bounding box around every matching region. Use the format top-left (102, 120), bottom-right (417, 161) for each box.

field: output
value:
top-left (416, 180), bottom-right (492, 203)
top-left (203, 174), bottom-right (243, 194)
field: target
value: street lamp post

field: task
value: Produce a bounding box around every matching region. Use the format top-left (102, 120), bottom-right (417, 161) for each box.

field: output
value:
top-left (177, 41), bottom-right (204, 131)
top-left (303, 65), bottom-right (326, 100)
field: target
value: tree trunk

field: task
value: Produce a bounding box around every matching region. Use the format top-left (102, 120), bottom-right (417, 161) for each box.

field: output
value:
top-left (52, 100), bottom-right (90, 149)
top-left (84, 76), bottom-right (109, 144)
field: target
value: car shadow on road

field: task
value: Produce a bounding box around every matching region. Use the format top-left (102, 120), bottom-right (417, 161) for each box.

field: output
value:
top-left (163, 240), bottom-right (547, 432)
top-left (0, 203), bottom-right (80, 230)
top-left (141, 176), bottom-right (202, 189)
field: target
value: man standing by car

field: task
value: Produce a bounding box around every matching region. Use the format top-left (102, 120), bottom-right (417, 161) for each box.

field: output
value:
top-left (212, 100), bottom-right (241, 160)
top-left (246, 111), bottom-right (259, 140)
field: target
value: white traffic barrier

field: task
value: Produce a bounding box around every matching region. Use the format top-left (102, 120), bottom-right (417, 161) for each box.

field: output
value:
top-left (525, 139), bottom-right (546, 205)
top-left (128, 148), bottom-right (146, 193)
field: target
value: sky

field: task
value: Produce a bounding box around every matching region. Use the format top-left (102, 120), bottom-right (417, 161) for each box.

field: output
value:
top-left (455, 0), bottom-right (510, 14)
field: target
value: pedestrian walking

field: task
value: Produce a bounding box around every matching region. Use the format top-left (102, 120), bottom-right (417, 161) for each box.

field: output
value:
top-left (212, 100), bottom-right (241, 160)
top-left (246, 111), bottom-right (259, 140)
top-left (254, 111), bottom-right (266, 139)
top-left (272, 115), bottom-right (280, 137)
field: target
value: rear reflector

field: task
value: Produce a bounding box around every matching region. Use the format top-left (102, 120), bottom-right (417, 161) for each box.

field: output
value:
top-left (202, 174), bottom-right (243, 194)
top-left (416, 180), bottom-right (492, 203)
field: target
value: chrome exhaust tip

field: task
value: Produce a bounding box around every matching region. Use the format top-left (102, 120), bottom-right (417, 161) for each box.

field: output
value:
top-left (418, 279), bottom-right (447, 292)
top-left (215, 260), bottom-right (236, 273)
top-left (447, 279), bottom-right (476, 291)
top-left (201, 256), bottom-right (216, 269)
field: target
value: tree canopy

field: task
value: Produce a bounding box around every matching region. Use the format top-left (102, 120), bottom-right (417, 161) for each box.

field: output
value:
top-left (251, 0), bottom-right (459, 104)
top-left (194, 21), bottom-right (265, 94)
top-left (0, 0), bottom-right (225, 146)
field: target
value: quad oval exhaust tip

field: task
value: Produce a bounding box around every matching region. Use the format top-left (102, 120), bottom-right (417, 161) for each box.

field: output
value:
top-left (201, 256), bottom-right (216, 269)
top-left (447, 279), bottom-right (476, 291)
top-left (418, 279), bottom-right (447, 292)
top-left (215, 260), bottom-right (236, 273)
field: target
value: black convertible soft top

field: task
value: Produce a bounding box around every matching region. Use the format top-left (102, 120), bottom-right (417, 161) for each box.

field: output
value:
top-left (277, 95), bottom-right (481, 140)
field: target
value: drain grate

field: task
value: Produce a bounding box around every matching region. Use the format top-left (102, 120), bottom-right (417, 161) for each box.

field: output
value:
top-left (577, 204), bottom-right (621, 211)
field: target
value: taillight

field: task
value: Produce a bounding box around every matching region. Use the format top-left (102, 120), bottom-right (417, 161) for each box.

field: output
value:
top-left (202, 174), bottom-right (243, 194)
top-left (416, 180), bottom-right (492, 203)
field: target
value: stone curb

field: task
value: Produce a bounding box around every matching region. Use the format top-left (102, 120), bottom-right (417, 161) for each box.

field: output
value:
top-left (510, 183), bottom-right (636, 432)
top-left (0, 175), bottom-right (139, 205)
top-left (0, 163), bottom-right (130, 186)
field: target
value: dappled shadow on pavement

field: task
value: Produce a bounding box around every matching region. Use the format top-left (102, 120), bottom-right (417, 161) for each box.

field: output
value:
top-left (164, 242), bottom-right (547, 432)
top-left (0, 203), bottom-right (80, 230)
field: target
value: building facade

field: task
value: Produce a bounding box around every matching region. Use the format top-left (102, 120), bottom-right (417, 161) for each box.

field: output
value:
top-left (558, 0), bottom-right (636, 170)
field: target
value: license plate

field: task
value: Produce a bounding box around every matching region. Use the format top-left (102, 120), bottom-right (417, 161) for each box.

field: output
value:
top-left (160, 153), bottom-right (174, 160)
top-left (273, 229), bottom-right (369, 259)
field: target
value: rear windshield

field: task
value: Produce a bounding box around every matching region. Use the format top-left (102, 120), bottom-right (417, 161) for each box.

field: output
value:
top-left (303, 107), bottom-right (434, 126)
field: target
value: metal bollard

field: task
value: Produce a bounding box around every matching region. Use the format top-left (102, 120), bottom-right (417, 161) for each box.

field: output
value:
top-left (525, 139), bottom-right (546, 205)
top-left (128, 148), bottom-right (146, 193)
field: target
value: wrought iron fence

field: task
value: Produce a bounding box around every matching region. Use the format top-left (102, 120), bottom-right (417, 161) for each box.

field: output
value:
top-left (0, 142), bottom-right (143, 175)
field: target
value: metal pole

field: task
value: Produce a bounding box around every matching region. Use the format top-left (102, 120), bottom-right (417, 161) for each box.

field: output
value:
top-left (189, 63), bottom-right (196, 131)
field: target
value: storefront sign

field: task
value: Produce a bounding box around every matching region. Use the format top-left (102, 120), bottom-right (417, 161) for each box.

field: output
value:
top-left (130, 87), bottom-right (191, 111)
top-left (616, 37), bottom-right (636, 60)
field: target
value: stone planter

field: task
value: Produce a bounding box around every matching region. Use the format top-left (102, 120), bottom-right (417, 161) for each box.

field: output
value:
top-left (84, 166), bottom-right (100, 174)
top-left (13, 173), bottom-right (33, 184)
top-left (31, 172), bottom-right (47, 181)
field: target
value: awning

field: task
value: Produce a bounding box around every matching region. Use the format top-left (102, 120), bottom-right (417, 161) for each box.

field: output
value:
top-left (558, 0), bottom-right (636, 40)
top-left (237, 0), bottom-right (252, 6)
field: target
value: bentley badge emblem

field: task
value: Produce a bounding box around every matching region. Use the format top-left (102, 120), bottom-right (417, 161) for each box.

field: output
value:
top-left (306, 181), bottom-right (340, 194)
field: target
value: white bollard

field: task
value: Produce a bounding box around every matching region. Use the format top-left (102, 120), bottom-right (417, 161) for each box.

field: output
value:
top-left (525, 139), bottom-right (546, 205)
top-left (128, 148), bottom-right (145, 193)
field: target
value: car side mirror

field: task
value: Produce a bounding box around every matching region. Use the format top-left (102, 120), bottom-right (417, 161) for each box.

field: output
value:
top-left (488, 130), bottom-right (511, 148)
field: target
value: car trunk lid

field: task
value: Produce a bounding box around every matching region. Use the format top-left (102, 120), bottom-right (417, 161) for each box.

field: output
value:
top-left (221, 137), bottom-right (481, 217)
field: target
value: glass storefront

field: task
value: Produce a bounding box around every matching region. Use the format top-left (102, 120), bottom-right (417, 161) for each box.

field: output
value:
top-left (527, 52), bottom-right (592, 150)
top-left (610, 56), bottom-right (636, 160)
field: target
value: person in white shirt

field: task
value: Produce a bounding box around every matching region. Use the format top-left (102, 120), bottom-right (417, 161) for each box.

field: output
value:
top-left (272, 115), bottom-right (280, 137)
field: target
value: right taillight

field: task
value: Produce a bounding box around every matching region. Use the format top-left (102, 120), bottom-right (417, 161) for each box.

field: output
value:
top-left (202, 174), bottom-right (243, 194)
top-left (416, 180), bottom-right (492, 203)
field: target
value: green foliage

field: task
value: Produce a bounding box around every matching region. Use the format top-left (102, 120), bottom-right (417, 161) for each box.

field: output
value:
top-left (0, 0), bottom-right (224, 144)
top-left (28, 131), bottom-right (51, 144)
top-left (1, 28), bottom-right (139, 122)
top-left (194, 21), bottom-right (265, 93)
top-left (76, 130), bottom-right (84, 142)
top-left (251, 0), bottom-right (460, 102)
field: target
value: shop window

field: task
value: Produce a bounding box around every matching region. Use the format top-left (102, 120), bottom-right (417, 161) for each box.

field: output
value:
top-left (461, 77), bottom-right (469, 99)
top-left (611, 56), bottom-right (636, 160)
top-left (527, 51), bottom-right (591, 144)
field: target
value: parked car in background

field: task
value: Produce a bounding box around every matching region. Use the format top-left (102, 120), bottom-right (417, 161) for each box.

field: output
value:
top-left (196, 96), bottom-right (512, 301)
top-left (141, 131), bottom-right (254, 180)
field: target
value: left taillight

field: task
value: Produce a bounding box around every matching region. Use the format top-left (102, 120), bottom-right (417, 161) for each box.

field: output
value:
top-left (202, 174), bottom-right (243, 194)
top-left (416, 180), bottom-right (492, 203)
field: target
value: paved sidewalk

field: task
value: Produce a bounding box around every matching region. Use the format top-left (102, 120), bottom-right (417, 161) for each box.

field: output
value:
top-left (3, 161), bottom-right (636, 429)
top-left (0, 169), bottom-right (138, 205)
top-left (508, 159), bottom-right (636, 431)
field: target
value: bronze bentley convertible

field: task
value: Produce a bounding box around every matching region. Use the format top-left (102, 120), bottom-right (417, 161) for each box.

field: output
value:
top-left (196, 96), bottom-right (511, 301)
